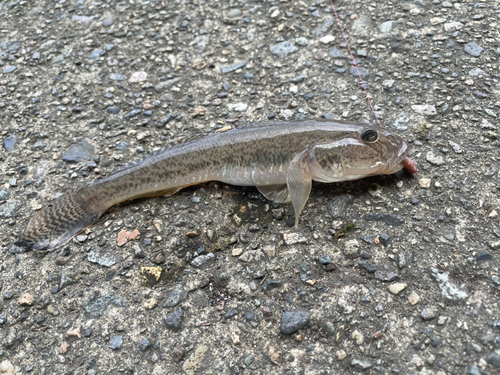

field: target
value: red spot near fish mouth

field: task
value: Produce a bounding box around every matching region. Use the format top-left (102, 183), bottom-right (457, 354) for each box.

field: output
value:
top-left (402, 157), bottom-right (417, 174)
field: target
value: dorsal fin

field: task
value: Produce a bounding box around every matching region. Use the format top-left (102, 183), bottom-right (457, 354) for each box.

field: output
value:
top-left (167, 132), bottom-right (211, 147)
top-left (234, 121), bottom-right (276, 130)
top-left (108, 132), bottom-right (213, 177)
top-left (106, 147), bottom-right (167, 177)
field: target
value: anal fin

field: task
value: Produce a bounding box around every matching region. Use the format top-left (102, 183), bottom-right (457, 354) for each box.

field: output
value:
top-left (129, 187), bottom-right (182, 200)
top-left (256, 184), bottom-right (291, 203)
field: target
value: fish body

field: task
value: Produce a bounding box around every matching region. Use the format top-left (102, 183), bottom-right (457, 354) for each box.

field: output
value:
top-left (19, 120), bottom-right (415, 251)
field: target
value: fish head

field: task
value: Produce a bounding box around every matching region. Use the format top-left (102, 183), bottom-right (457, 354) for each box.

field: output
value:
top-left (308, 124), bottom-right (410, 182)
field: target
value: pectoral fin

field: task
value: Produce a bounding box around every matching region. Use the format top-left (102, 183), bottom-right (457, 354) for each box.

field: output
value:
top-left (256, 184), bottom-right (291, 203)
top-left (287, 150), bottom-right (312, 228)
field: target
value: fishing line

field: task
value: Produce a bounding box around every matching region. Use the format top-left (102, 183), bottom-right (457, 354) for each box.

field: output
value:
top-left (328, 0), bottom-right (383, 128)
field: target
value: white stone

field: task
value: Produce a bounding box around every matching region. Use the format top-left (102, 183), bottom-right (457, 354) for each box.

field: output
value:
top-left (231, 332), bottom-right (240, 344)
top-left (378, 21), bottom-right (394, 33)
top-left (444, 21), bottom-right (463, 31)
top-left (129, 71), bottom-right (148, 83)
top-left (485, 109), bottom-right (497, 118)
top-left (227, 102), bottom-right (248, 112)
top-left (262, 245), bottom-right (276, 258)
top-left (469, 68), bottom-right (486, 77)
top-left (388, 282), bottom-right (407, 295)
top-left (437, 316), bottom-right (448, 325)
top-left (283, 233), bottom-right (308, 245)
top-left (0, 360), bottom-right (17, 375)
top-left (336, 350), bottom-right (347, 361)
top-left (411, 354), bottom-right (424, 369)
top-left (319, 35), bottom-right (335, 44)
top-left (408, 291), bottom-right (420, 305)
top-left (382, 79), bottom-right (394, 88)
top-left (343, 239), bottom-right (360, 258)
top-left (418, 178), bottom-right (431, 189)
top-left (430, 268), bottom-right (468, 301)
top-left (232, 248), bottom-right (243, 256)
top-left (426, 151), bottom-right (446, 166)
top-left (352, 330), bottom-right (364, 345)
top-left (280, 109), bottom-right (294, 120)
top-left (411, 104), bottom-right (437, 116)
top-left (448, 141), bottom-right (462, 154)
top-left (295, 37), bottom-right (309, 46)
top-left (480, 119), bottom-right (496, 130)
top-left (239, 249), bottom-right (265, 263)
top-left (430, 17), bottom-right (446, 25)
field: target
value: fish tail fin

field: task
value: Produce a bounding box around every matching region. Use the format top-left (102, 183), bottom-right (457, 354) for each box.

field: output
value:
top-left (17, 184), bottom-right (102, 252)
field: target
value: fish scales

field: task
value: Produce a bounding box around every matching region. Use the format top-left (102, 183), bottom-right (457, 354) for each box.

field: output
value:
top-left (18, 119), bottom-right (416, 251)
top-left (89, 121), bottom-right (349, 206)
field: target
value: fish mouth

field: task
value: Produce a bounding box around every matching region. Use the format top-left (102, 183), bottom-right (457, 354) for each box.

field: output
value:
top-left (387, 141), bottom-right (417, 175)
top-left (384, 141), bottom-right (410, 174)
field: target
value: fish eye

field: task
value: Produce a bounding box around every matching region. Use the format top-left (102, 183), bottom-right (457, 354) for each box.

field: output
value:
top-left (361, 129), bottom-right (378, 143)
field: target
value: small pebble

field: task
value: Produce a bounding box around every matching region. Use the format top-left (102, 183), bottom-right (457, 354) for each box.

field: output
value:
top-left (139, 338), bottom-right (151, 352)
top-left (262, 279), bottom-right (282, 292)
top-left (224, 308), bottom-right (239, 319)
top-left (102, 18), bottom-right (113, 27)
top-left (437, 316), bottom-right (448, 325)
top-left (280, 311), bottom-right (310, 334)
top-left (18, 293), bottom-right (35, 306)
top-left (408, 292), bottom-right (420, 305)
top-left (270, 41), bottom-right (298, 59)
top-left (191, 253), bottom-right (214, 268)
top-left (3, 66), bottom-right (16, 74)
top-left (220, 61), bottom-right (246, 74)
top-left (244, 354), bottom-right (255, 366)
top-left (163, 285), bottom-right (187, 308)
top-left (109, 73), bottom-right (126, 81)
top-left (379, 233), bottom-right (390, 246)
top-left (319, 254), bottom-right (332, 265)
top-left (374, 264), bottom-right (398, 282)
top-left (108, 336), bottom-right (123, 350)
top-left (4, 134), bottom-right (17, 151)
top-left (295, 37), bottom-right (309, 46)
top-left (164, 308), bottom-right (183, 332)
top-left (319, 35), bottom-right (335, 44)
top-left (325, 264), bottom-right (336, 272)
top-left (351, 358), bottom-right (374, 370)
top-left (388, 283), bottom-right (407, 295)
top-left (487, 353), bottom-right (500, 368)
top-left (421, 308), bottom-right (436, 320)
top-left (464, 42), bottom-right (484, 57)
top-left (476, 252), bottom-right (492, 261)
top-left (172, 349), bottom-right (184, 362)
top-left (426, 151), bottom-right (445, 166)
top-left (411, 105), bottom-right (437, 116)
top-left (350, 67), bottom-right (369, 79)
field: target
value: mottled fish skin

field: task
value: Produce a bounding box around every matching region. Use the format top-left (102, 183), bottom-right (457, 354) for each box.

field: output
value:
top-left (18, 120), bottom-right (412, 251)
